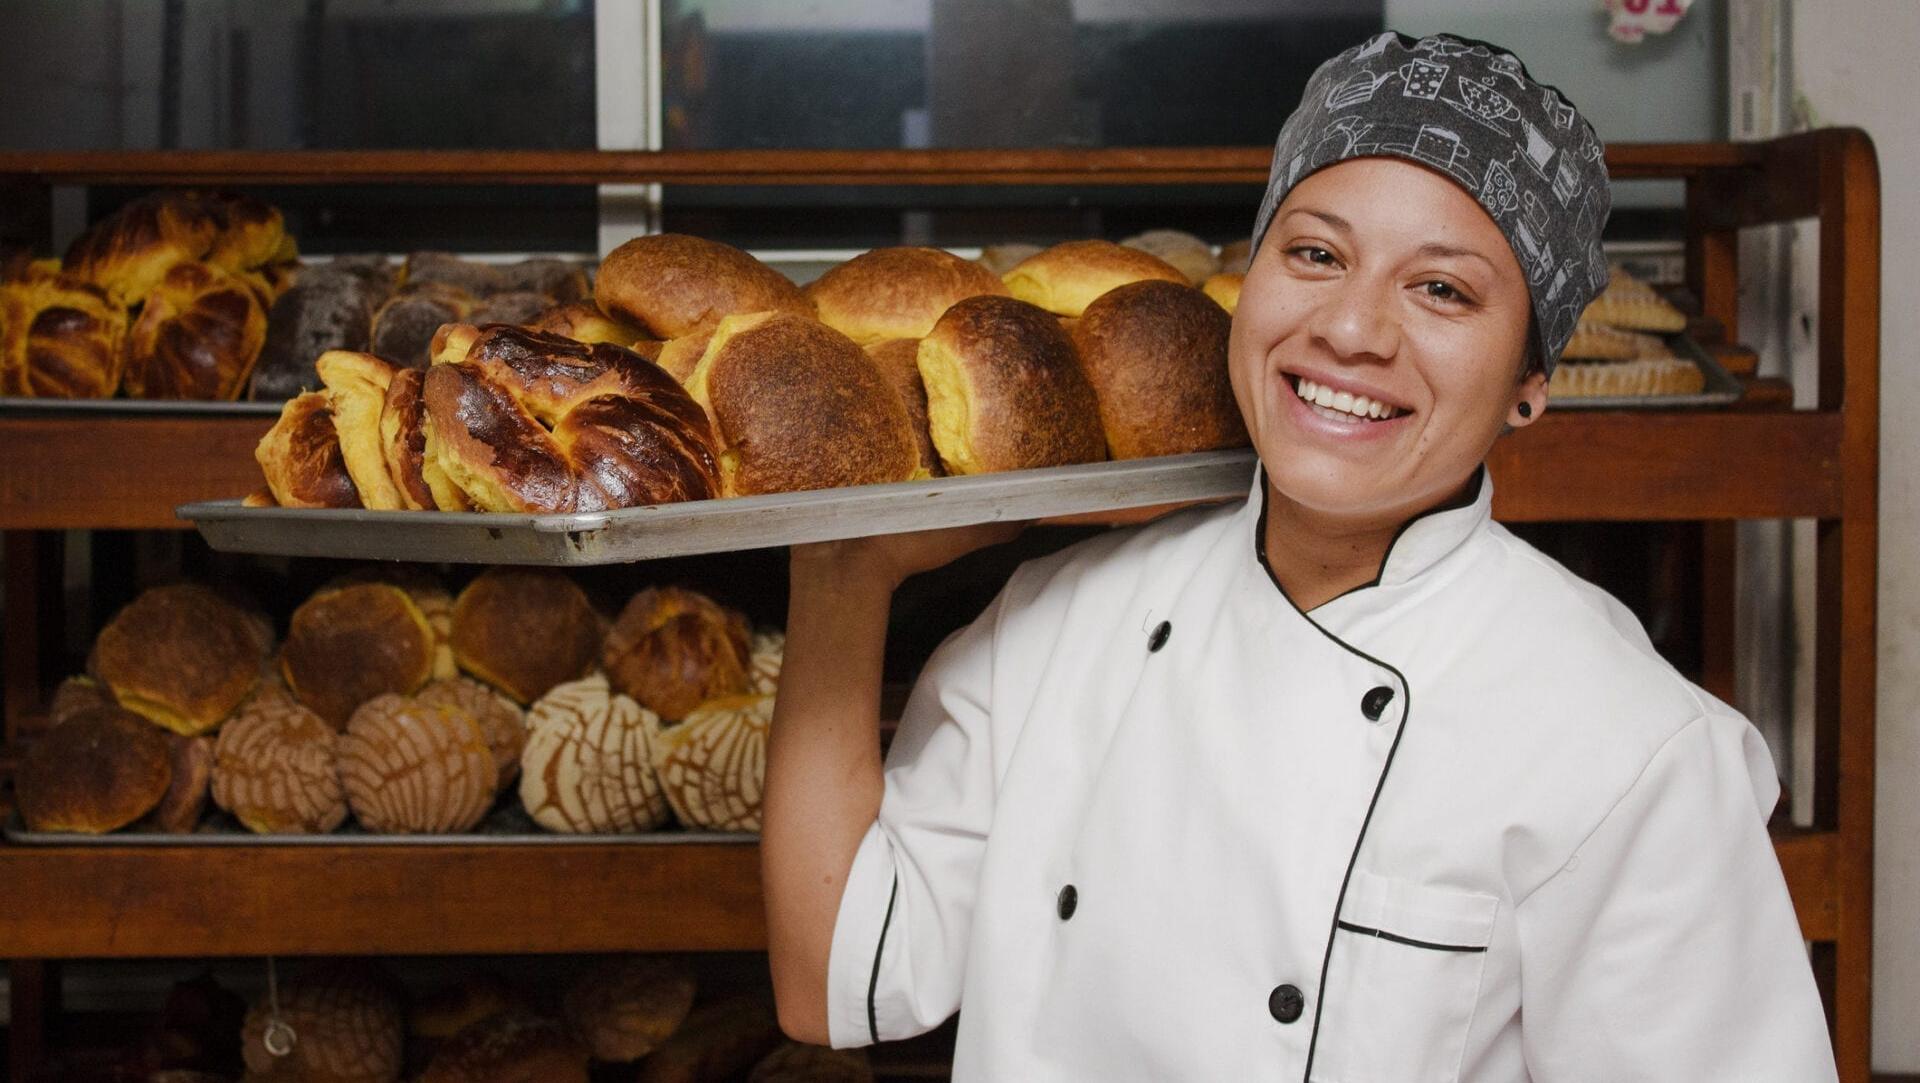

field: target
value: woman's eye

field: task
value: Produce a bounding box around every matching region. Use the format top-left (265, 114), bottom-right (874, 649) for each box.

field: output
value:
top-left (1288, 246), bottom-right (1336, 267)
top-left (1421, 280), bottom-right (1467, 303)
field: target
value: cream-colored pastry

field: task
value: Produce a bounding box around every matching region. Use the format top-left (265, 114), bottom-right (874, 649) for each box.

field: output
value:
top-left (650, 693), bottom-right (772, 832)
top-left (519, 673), bottom-right (671, 834)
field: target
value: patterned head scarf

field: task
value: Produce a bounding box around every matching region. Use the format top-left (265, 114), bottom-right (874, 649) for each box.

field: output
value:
top-left (1250, 32), bottom-right (1611, 374)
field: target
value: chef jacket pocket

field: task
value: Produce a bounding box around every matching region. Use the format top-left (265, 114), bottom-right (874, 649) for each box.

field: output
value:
top-left (1313, 870), bottom-right (1499, 1083)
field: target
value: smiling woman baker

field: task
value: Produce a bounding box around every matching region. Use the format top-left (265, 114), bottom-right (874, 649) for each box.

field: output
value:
top-left (761, 32), bottom-right (1835, 1082)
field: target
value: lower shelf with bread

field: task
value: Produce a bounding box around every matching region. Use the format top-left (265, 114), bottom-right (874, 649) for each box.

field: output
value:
top-left (1, 805), bottom-right (757, 847)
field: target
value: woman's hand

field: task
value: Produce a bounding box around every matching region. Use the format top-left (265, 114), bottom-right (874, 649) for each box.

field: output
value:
top-left (790, 520), bottom-right (1029, 594)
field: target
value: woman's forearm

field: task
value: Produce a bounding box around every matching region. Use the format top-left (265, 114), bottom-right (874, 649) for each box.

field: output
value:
top-left (762, 552), bottom-right (895, 1044)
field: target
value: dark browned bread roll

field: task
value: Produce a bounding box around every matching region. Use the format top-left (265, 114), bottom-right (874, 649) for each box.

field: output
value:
top-left (16, 705), bottom-right (173, 833)
top-left (602, 586), bottom-right (752, 721)
top-left (562, 955), bottom-right (697, 1062)
top-left (685, 312), bottom-right (919, 496)
top-left (142, 733), bottom-right (215, 833)
top-left (1000, 239), bottom-right (1187, 317)
top-left (91, 583), bottom-right (264, 736)
top-left (48, 675), bottom-right (118, 726)
top-left (122, 258), bottom-right (269, 400)
top-left (404, 252), bottom-right (507, 297)
top-left (451, 567), bottom-right (604, 705)
top-left (248, 269), bottom-right (391, 401)
top-left (377, 367), bottom-right (447, 510)
top-left (917, 295), bottom-right (1107, 474)
top-left (635, 999), bottom-right (782, 1083)
top-left (805, 246), bottom-right (1009, 345)
top-left (1070, 279), bottom-right (1248, 459)
top-left (256, 390), bottom-right (363, 509)
top-left (864, 338), bottom-right (942, 476)
top-left (466, 290), bottom-right (554, 327)
top-left (371, 281), bottom-right (475, 369)
top-left (280, 583), bottom-right (438, 729)
top-left (498, 257), bottom-right (591, 302)
top-left (595, 234), bottom-right (811, 340)
top-left (0, 273), bottom-right (128, 398)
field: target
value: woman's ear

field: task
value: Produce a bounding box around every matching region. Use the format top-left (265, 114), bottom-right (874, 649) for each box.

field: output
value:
top-left (1509, 369), bottom-right (1549, 429)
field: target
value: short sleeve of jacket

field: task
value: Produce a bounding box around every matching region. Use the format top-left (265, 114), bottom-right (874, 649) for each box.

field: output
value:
top-left (825, 566), bottom-right (1050, 1049)
top-left (1515, 711), bottom-right (1837, 1080)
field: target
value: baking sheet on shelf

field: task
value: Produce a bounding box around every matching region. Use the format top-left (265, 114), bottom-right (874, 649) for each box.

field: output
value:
top-left (1549, 333), bottom-right (1742, 409)
top-left (0, 396), bottom-right (285, 418)
top-left (3, 807), bottom-right (756, 847)
top-left (180, 448), bottom-right (1262, 566)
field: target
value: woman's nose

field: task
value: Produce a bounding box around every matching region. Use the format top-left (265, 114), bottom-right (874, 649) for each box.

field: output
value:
top-left (1309, 274), bottom-right (1400, 362)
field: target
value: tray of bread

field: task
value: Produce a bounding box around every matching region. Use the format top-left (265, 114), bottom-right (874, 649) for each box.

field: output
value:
top-left (179, 228), bottom-right (1262, 564)
top-left (7, 573), bottom-right (790, 845)
top-left (1545, 267), bottom-right (1741, 408)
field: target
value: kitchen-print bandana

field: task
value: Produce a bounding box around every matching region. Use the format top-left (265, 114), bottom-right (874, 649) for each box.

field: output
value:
top-left (1250, 32), bottom-right (1613, 373)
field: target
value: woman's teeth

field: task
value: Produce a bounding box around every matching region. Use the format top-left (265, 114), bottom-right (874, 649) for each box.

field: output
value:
top-left (1293, 377), bottom-right (1404, 422)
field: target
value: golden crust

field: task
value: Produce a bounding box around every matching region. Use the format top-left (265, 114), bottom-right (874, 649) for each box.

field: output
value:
top-left (595, 233), bottom-right (812, 339)
top-left (805, 246), bottom-right (1009, 345)
top-left (527, 300), bottom-right (647, 347)
top-left (315, 350), bottom-right (404, 510)
top-left (280, 583), bottom-right (438, 730)
top-left (0, 274), bottom-right (128, 398)
top-left (123, 258), bottom-right (269, 400)
top-left (1070, 280), bottom-right (1248, 459)
top-left (1119, 229), bottom-right (1219, 286)
top-left (378, 367), bottom-right (438, 510)
top-left (602, 586), bottom-right (752, 721)
top-left (211, 687), bottom-right (349, 834)
top-left (16, 705), bottom-right (173, 834)
top-left (1201, 272), bottom-right (1243, 315)
top-left (1001, 239), bottom-right (1187, 317)
top-left (864, 338), bottom-right (942, 476)
top-left (686, 312), bottom-right (919, 496)
top-left (452, 567), bottom-right (604, 705)
top-left (917, 295), bottom-right (1107, 474)
top-left (91, 584), bottom-right (263, 736)
top-left (257, 390), bottom-right (363, 509)
top-left (338, 692), bottom-right (498, 833)
top-left (62, 191), bottom-right (221, 308)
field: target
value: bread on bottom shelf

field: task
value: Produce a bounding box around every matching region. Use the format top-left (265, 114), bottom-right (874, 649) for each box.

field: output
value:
top-left (240, 961), bottom-right (404, 1083)
top-left (519, 673), bottom-right (671, 834)
top-left (337, 693), bottom-right (498, 834)
top-left (561, 955), bottom-right (697, 1062)
top-left (419, 1012), bottom-right (588, 1083)
top-left (601, 586), bottom-right (752, 722)
top-left (15, 705), bottom-right (173, 834)
top-left (211, 687), bottom-right (349, 835)
top-left (650, 693), bottom-right (773, 833)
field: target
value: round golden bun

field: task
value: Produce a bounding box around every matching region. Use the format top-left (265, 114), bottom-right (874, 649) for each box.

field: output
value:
top-left (804, 246), bottom-right (1008, 345)
top-left (917, 295), bottom-right (1106, 475)
top-left (595, 233), bottom-right (811, 340)
top-left (281, 582), bottom-right (437, 730)
top-left (1000, 240), bottom-right (1187, 317)
top-left (1120, 228), bottom-right (1219, 285)
top-left (16, 705), bottom-right (173, 833)
top-left (1071, 280), bottom-right (1248, 460)
top-left (91, 583), bottom-right (264, 736)
top-left (602, 586), bottom-right (752, 721)
top-left (865, 338), bottom-right (942, 476)
top-left (451, 567), bottom-right (604, 705)
top-left (1201, 271), bottom-right (1242, 315)
top-left (976, 242), bottom-right (1043, 277)
top-left (562, 955), bottom-right (697, 1062)
top-left (686, 312), bottom-right (919, 496)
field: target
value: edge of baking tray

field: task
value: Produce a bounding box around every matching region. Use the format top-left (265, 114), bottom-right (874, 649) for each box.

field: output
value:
top-left (179, 448), bottom-right (1262, 566)
top-left (1549, 333), bottom-right (1744, 410)
top-left (0, 396), bottom-right (286, 418)
top-left (2, 814), bottom-right (757, 847)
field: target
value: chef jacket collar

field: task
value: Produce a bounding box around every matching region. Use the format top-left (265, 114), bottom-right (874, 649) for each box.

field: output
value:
top-left (1243, 463), bottom-right (1493, 615)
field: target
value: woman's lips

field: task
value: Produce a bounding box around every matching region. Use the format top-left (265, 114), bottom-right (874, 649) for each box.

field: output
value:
top-left (1281, 373), bottom-right (1412, 438)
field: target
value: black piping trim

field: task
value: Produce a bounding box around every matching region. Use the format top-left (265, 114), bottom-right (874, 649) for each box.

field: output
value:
top-left (1250, 472), bottom-right (1418, 1083)
top-left (1309, 465), bottom-right (1486, 609)
top-left (867, 873), bottom-right (899, 1045)
top-left (1335, 920), bottom-right (1488, 954)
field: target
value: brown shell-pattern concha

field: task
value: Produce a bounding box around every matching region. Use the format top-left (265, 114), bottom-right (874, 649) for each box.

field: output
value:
top-left (337, 693), bottom-right (498, 834)
top-left (211, 686), bottom-right (348, 835)
top-left (240, 960), bottom-right (404, 1083)
top-left (650, 693), bottom-right (772, 833)
top-left (748, 630), bottom-right (784, 696)
top-left (520, 673), bottom-right (669, 834)
top-left (415, 676), bottom-right (526, 793)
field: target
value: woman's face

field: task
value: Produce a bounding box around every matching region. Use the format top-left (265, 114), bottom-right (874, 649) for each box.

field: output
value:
top-left (1229, 156), bottom-right (1546, 528)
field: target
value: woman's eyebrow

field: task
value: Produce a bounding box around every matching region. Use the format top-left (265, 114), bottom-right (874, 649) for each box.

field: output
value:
top-left (1281, 208), bottom-right (1352, 234)
top-left (1416, 242), bottom-right (1496, 271)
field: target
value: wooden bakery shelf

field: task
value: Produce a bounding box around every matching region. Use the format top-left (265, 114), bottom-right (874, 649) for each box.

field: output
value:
top-left (0, 130), bottom-right (1882, 1081)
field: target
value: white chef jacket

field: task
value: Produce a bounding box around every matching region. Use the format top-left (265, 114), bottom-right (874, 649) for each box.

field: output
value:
top-left (826, 466), bottom-right (1835, 1082)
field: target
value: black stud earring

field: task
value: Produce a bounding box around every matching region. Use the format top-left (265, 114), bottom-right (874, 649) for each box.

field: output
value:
top-left (1517, 401), bottom-right (1533, 419)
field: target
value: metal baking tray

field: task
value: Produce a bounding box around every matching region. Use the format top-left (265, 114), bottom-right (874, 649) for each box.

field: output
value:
top-left (1549, 333), bottom-right (1743, 410)
top-left (0, 396), bottom-right (284, 417)
top-left (179, 448), bottom-right (1260, 566)
top-left (3, 806), bottom-right (756, 847)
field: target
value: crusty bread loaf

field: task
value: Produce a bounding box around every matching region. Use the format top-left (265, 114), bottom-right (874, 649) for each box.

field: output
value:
top-left (321, 566), bottom-right (458, 683)
top-left (1001, 240), bottom-right (1187, 317)
top-left (376, 368), bottom-right (444, 510)
top-left (15, 705), bottom-right (173, 833)
top-left (248, 269), bottom-right (390, 401)
top-left (281, 583), bottom-right (438, 730)
top-left (371, 281), bottom-right (475, 369)
top-left (420, 1012), bottom-right (588, 1083)
top-left (602, 587), bottom-right (752, 721)
top-left (91, 583), bottom-right (264, 736)
top-left (123, 258), bottom-right (269, 400)
top-left (595, 234), bottom-right (812, 340)
top-left (313, 350), bottom-right (405, 510)
top-left (256, 390), bottom-right (363, 509)
top-left (62, 191), bottom-right (222, 308)
top-left (211, 686), bottom-right (349, 834)
top-left (338, 692), bottom-right (498, 833)
top-left (1201, 272), bottom-right (1242, 315)
top-left (240, 960), bottom-right (404, 1083)
top-left (416, 676), bottom-right (525, 793)
top-left (864, 338), bottom-right (942, 476)
top-left (452, 567), bottom-right (604, 705)
top-left (1120, 229), bottom-right (1219, 286)
top-left (651, 693), bottom-right (772, 832)
top-left (1070, 280), bottom-right (1248, 459)
top-left (526, 300), bottom-right (646, 347)
top-left (562, 955), bottom-right (697, 1062)
top-left (0, 274), bottom-right (128, 398)
top-left (519, 672), bottom-right (670, 834)
top-left (805, 246), bottom-right (1009, 345)
top-left (685, 312), bottom-right (919, 496)
top-left (917, 295), bottom-right (1107, 475)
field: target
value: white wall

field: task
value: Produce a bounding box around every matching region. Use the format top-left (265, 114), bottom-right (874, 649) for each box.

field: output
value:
top-left (1790, 2), bottom-right (1920, 1069)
